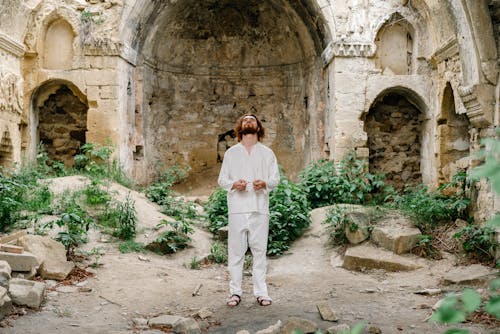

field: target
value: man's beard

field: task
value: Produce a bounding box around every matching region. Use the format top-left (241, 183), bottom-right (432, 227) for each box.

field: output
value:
top-left (241, 126), bottom-right (258, 135)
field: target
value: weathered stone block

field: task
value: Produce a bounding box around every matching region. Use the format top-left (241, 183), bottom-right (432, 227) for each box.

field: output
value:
top-left (0, 286), bottom-right (12, 320)
top-left (18, 235), bottom-right (74, 281)
top-left (371, 217), bottom-right (421, 254)
top-left (0, 251), bottom-right (38, 272)
top-left (9, 278), bottom-right (46, 309)
top-left (0, 260), bottom-right (12, 289)
top-left (280, 317), bottom-right (317, 334)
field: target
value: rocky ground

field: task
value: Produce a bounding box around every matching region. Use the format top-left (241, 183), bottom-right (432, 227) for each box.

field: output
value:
top-left (0, 176), bottom-right (498, 334)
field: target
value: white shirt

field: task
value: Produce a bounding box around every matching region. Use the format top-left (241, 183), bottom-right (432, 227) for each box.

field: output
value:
top-left (218, 142), bottom-right (280, 214)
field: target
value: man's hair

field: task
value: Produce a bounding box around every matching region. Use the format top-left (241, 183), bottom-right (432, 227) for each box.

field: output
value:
top-left (234, 113), bottom-right (265, 142)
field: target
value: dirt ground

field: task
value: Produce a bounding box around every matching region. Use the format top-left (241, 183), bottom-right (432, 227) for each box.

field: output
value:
top-left (1, 177), bottom-right (496, 334)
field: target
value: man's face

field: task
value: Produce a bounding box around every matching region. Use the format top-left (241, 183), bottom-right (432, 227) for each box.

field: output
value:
top-left (241, 116), bottom-right (258, 134)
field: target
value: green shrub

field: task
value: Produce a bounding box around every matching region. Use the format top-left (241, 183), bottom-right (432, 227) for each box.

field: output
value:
top-left (146, 219), bottom-right (193, 254)
top-left (0, 174), bottom-right (25, 231)
top-left (454, 225), bottom-right (498, 263)
top-left (389, 184), bottom-right (470, 233)
top-left (114, 194), bottom-right (137, 240)
top-left (268, 177), bottom-right (311, 256)
top-left (208, 241), bottom-right (228, 264)
top-left (299, 152), bottom-right (388, 209)
top-left (84, 179), bottom-right (111, 205)
top-left (118, 240), bottom-right (145, 253)
top-left (324, 205), bottom-right (349, 245)
top-left (51, 202), bottom-right (93, 257)
top-left (204, 187), bottom-right (228, 234)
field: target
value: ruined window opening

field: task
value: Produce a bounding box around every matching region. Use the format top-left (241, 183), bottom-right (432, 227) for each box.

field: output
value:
top-left (37, 85), bottom-right (88, 168)
top-left (364, 93), bottom-right (423, 190)
top-left (217, 130), bottom-right (236, 163)
top-left (438, 83), bottom-right (470, 183)
top-left (134, 145), bottom-right (144, 160)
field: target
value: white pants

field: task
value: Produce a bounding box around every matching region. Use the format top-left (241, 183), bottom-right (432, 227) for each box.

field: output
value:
top-left (228, 212), bottom-right (270, 299)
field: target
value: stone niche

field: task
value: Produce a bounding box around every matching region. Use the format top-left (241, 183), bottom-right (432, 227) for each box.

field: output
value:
top-left (37, 85), bottom-right (88, 167)
top-left (363, 93), bottom-right (423, 190)
top-left (0, 128), bottom-right (13, 168)
top-left (437, 83), bottom-right (470, 183)
top-left (375, 14), bottom-right (414, 75)
top-left (139, 0), bottom-right (325, 193)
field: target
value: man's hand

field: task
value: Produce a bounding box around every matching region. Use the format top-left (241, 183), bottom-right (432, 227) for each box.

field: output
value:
top-left (232, 179), bottom-right (248, 191)
top-left (252, 179), bottom-right (266, 191)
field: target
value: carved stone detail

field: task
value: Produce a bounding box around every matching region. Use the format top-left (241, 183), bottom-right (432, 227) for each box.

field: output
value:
top-left (0, 32), bottom-right (25, 57)
top-left (458, 84), bottom-right (495, 128)
top-left (322, 40), bottom-right (376, 66)
top-left (430, 37), bottom-right (459, 65)
top-left (0, 128), bottom-right (13, 154)
top-left (0, 72), bottom-right (23, 115)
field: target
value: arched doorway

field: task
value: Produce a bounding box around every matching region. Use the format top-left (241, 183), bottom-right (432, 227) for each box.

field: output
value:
top-left (363, 91), bottom-right (424, 190)
top-left (31, 81), bottom-right (88, 168)
top-left (437, 83), bottom-right (470, 183)
top-left (134, 0), bottom-right (329, 193)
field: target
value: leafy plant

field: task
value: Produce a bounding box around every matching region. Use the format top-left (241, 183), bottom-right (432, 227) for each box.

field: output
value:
top-left (208, 241), bottom-right (228, 264)
top-left (389, 184), bottom-right (469, 233)
top-left (113, 194), bottom-right (137, 240)
top-left (146, 219), bottom-right (193, 254)
top-left (204, 187), bottom-right (228, 234)
top-left (324, 205), bottom-right (349, 245)
top-left (73, 143), bottom-right (114, 178)
top-left (0, 174), bottom-right (25, 231)
top-left (84, 179), bottom-right (111, 206)
top-left (190, 256), bottom-right (201, 269)
top-left (268, 177), bottom-right (311, 256)
top-left (118, 240), bottom-right (145, 254)
top-left (52, 203), bottom-right (93, 258)
top-left (299, 152), bottom-right (388, 209)
top-left (454, 225), bottom-right (498, 263)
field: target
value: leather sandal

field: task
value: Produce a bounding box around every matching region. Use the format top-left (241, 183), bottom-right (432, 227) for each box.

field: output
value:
top-left (226, 294), bottom-right (241, 307)
top-left (257, 296), bottom-right (272, 306)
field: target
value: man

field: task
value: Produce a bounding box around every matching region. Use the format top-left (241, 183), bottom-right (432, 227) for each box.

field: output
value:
top-left (218, 114), bottom-right (280, 307)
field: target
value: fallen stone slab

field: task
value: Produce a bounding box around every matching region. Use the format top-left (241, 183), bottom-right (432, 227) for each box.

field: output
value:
top-left (443, 264), bottom-right (497, 285)
top-left (0, 251), bottom-right (38, 272)
top-left (8, 278), bottom-right (46, 309)
top-left (342, 244), bottom-right (421, 272)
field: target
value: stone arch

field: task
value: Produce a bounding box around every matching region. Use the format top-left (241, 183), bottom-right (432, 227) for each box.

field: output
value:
top-left (437, 82), bottom-right (471, 183)
top-left (23, 3), bottom-right (80, 55)
top-left (30, 80), bottom-right (88, 167)
top-left (43, 19), bottom-right (75, 70)
top-left (374, 13), bottom-right (415, 75)
top-left (362, 87), bottom-right (427, 190)
top-left (126, 0), bottom-right (332, 192)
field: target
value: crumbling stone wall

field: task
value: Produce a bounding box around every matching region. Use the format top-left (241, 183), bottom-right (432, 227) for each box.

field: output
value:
top-left (38, 86), bottom-right (87, 167)
top-left (139, 0), bottom-right (324, 190)
top-left (364, 93), bottom-right (423, 190)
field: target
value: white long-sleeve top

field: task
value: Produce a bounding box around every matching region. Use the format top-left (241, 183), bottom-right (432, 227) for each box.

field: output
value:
top-left (218, 142), bottom-right (280, 214)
